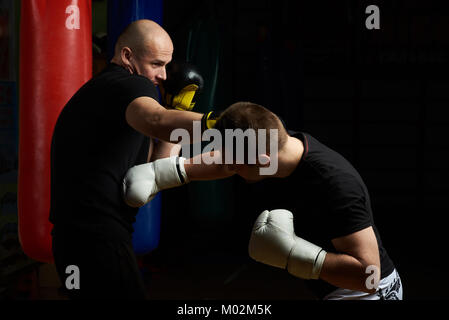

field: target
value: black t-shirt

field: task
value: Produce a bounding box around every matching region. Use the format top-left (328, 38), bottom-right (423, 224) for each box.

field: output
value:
top-left (49, 63), bottom-right (158, 241)
top-left (250, 131), bottom-right (395, 298)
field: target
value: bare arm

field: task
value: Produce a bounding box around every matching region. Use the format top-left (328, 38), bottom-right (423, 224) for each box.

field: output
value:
top-left (149, 139), bottom-right (182, 162)
top-left (149, 139), bottom-right (234, 181)
top-left (184, 151), bottom-right (236, 181)
top-left (319, 226), bottom-right (381, 293)
top-left (126, 96), bottom-right (203, 143)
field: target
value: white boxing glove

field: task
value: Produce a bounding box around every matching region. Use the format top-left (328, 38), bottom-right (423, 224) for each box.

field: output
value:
top-left (123, 156), bottom-right (189, 207)
top-left (248, 209), bottom-right (327, 280)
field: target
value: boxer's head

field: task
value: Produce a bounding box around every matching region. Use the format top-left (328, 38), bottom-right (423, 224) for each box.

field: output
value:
top-left (111, 19), bottom-right (173, 87)
top-left (214, 102), bottom-right (288, 182)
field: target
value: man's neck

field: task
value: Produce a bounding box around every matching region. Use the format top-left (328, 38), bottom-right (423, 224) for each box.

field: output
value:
top-left (274, 136), bottom-right (304, 178)
top-left (110, 58), bottom-right (129, 72)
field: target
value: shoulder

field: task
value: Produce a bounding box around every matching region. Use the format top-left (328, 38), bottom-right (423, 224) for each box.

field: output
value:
top-left (115, 73), bottom-right (156, 90)
top-left (301, 134), bottom-right (363, 182)
top-left (113, 74), bottom-right (158, 102)
top-left (101, 64), bottom-right (157, 93)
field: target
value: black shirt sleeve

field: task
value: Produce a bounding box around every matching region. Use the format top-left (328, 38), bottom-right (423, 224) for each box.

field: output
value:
top-left (94, 72), bottom-right (160, 131)
top-left (114, 74), bottom-right (159, 113)
top-left (325, 174), bottom-right (373, 240)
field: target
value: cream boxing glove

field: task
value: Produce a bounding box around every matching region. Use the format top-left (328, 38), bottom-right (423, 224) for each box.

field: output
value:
top-left (123, 156), bottom-right (189, 207)
top-left (248, 209), bottom-right (327, 280)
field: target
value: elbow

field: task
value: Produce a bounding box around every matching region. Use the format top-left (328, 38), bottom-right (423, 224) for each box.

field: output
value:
top-left (145, 109), bottom-right (181, 142)
top-left (360, 264), bottom-right (381, 294)
top-left (141, 109), bottom-right (173, 141)
top-left (144, 109), bottom-right (165, 136)
top-left (125, 97), bottom-right (169, 139)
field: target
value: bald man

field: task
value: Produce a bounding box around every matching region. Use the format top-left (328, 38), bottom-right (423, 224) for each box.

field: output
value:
top-left (49, 19), bottom-right (231, 299)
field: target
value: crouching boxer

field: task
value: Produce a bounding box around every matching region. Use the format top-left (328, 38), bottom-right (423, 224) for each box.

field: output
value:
top-left (213, 102), bottom-right (403, 300)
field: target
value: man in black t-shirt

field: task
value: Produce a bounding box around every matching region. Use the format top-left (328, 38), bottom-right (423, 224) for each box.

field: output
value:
top-left (213, 102), bottom-right (403, 300)
top-left (50, 19), bottom-right (232, 299)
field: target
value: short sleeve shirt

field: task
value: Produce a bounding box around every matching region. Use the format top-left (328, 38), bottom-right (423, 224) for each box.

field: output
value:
top-left (50, 63), bottom-right (159, 241)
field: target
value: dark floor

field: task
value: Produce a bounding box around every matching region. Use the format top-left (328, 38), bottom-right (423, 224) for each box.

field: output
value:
top-left (134, 218), bottom-right (449, 301)
top-left (11, 226), bottom-right (446, 301)
top-left (141, 249), bottom-right (449, 301)
top-left (145, 253), bottom-right (316, 300)
top-left (19, 251), bottom-right (449, 300)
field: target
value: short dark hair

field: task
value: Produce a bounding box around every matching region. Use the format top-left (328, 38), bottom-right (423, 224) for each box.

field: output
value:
top-left (214, 102), bottom-right (288, 164)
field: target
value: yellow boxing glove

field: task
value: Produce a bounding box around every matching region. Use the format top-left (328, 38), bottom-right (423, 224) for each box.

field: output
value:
top-left (160, 61), bottom-right (204, 111)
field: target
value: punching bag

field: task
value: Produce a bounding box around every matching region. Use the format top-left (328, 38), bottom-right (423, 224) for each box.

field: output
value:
top-left (18, 0), bottom-right (92, 263)
top-left (108, 0), bottom-right (163, 254)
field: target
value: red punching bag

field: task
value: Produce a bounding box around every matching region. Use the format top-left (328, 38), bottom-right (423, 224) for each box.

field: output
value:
top-left (19, 0), bottom-right (92, 263)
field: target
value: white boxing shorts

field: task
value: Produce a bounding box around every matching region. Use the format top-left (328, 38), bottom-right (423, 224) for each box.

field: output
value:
top-left (323, 268), bottom-right (403, 300)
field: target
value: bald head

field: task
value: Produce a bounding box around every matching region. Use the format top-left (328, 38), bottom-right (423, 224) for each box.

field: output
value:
top-left (111, 19), bottom-right (173, 85)
top-left (113, 19), bottom-right (173, 58)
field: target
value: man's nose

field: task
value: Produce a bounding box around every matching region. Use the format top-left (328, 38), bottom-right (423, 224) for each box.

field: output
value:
top-left (158, 67), bottom-right (167, 81)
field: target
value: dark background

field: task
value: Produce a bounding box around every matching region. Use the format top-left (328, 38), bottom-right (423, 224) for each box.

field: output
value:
top-left (1, 0), bottom-right (448, 300)
top-left (145, 0), bottom-right (449, 300)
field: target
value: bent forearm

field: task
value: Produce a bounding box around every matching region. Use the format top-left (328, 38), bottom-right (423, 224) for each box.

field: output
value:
top-left (126, 97), bottom-right (203, 142)
top-left (319, 252), bottom-right (380, 294)
top-left (150, 140), bottom-right (181, 161)
top-left (143, 109), bottom-right (203, 143)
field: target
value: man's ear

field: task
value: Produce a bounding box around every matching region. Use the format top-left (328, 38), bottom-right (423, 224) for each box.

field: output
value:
top-left (121, 47), bottom-right (133, 71)
top-left (258, 154), bottom-right (271, 167)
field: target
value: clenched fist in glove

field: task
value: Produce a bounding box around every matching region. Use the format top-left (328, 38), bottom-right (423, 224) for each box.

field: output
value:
top-left (248, 209), bottom-right (327, 280)
top-left (160, 61), bottom-right (204, 111)
top-left (123, 156), bottom-right (189, 207)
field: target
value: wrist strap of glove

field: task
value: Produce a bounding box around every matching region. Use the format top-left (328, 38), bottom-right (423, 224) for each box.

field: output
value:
top-left (201, 111), bottom-right (219, 132)
top-left (154, 156), bottom-right (189, 190)
top-left (287, 237), bottom-right (327, 280)
top-left (176, 156), bottom-right (189, 184)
